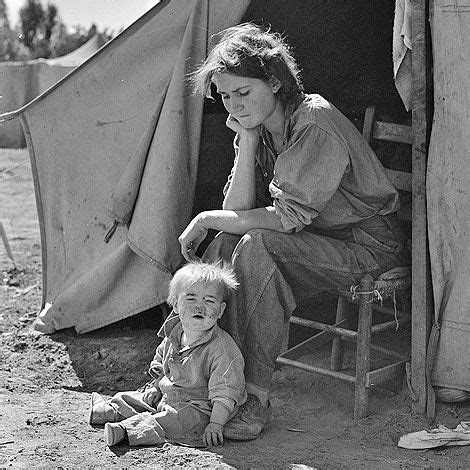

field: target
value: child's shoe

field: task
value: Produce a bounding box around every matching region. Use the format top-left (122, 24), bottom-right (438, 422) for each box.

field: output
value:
top-left (89, 392), bottom-right (119, 425)
top-left (104, 422), bottom-right (127, 446)
top-left (223, 394), bottom-right (271, 441)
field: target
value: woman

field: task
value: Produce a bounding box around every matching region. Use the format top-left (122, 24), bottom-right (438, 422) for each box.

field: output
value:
top-left (179, 23), bottom-right (409, 434)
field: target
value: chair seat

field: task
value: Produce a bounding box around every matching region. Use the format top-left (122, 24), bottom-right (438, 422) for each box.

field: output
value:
top-left (346, 266), bottom-right (411, 302)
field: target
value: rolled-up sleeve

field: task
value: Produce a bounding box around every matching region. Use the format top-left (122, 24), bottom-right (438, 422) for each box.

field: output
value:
top-left (270, 124), bottom-right (350, 232)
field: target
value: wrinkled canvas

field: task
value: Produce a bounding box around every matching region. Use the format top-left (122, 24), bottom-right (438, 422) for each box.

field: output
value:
top-left (0, 35), bottom-right (104, 148)
top-left (427, 0), bottom-right (470, 393)
top-left (17, 0), bottom-right (249, 332)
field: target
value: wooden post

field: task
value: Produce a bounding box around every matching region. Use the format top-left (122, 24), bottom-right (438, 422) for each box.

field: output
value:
top-left (410, 0), bottom-right (433, 414)
top-left (354, 275), bottom-right (373, 419)
top-left (331, 296), bottom-right (349, 371)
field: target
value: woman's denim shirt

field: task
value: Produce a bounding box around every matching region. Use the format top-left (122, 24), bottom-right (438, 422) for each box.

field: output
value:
top-left (226, 93), bottom-right (400, 232)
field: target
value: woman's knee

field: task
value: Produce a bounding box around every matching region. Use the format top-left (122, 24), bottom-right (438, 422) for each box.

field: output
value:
top-left (113, 391), bottom-right (126, 401)
top-left (202, 232), bottom-right (241, 262)
top-left (204, 229), bottom-right (277, 266)
top-left (232, 229), bottom-right (277, 265)
top-left (236, 229), bottom-right (276, 252)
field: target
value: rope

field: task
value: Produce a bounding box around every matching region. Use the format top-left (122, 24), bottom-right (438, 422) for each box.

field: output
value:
top-left (406, 362), bottom-right (419, 402)
top-left (350, 283), bottom-right (401, 330)
top-left (350, 284), bottom-right (383, 303)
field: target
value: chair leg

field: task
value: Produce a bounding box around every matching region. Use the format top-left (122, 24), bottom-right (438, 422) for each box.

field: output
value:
top-left (280, 320), bottom-right (290, 355)
top-left (354, 275), bottom-right (373, 419)
top-left (331, 296), bottom-right (349, 371)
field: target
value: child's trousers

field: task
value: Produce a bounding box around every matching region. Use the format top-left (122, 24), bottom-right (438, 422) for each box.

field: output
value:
top-left (109, 390), bottom-right (157, 418)
top-left (109, 391), bottom-right (210, 446)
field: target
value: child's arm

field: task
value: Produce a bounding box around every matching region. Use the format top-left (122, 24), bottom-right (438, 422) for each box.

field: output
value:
top-left (148, 339), bottom-right (165, 379)
top-left (142, 340), bottom-right (166, 406)
top-left (204, 343), bottom-right (247, 446)
top-left (203, 401), bottom-right (231, 447)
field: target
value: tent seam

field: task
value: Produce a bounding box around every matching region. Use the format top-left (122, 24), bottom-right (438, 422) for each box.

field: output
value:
top-left (19, 113), bottom-right (48, 311)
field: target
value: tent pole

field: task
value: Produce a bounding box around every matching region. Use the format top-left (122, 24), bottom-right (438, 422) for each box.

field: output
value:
top-left (410, 0), bottom-right (433, 415)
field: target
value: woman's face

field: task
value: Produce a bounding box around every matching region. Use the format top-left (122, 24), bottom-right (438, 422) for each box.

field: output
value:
top-left (212, 72), bottom-right (283, 131)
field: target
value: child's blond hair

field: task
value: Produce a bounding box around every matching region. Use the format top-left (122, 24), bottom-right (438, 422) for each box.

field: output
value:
top-left (167, 260), bottom-right (239, 308)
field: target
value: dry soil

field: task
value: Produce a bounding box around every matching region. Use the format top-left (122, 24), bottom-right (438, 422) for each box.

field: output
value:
top-left (1, 148), bottom-right (469, 469)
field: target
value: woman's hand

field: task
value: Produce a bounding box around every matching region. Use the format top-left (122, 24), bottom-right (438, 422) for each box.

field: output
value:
top-left (225, 114), bottom-right (245, 134)
top-left (226, 114), bottom-right (260, 141)
top-left (178, 214), bottom-right (208, 261)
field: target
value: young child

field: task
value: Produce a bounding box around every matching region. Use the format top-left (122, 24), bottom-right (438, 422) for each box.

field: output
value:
top-left (89, 260), bottom-right (247, 447)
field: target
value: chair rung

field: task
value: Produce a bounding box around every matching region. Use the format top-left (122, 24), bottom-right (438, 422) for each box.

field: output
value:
top-left (346, 339), bottom-right (408, 361)
top-left (366, 361), bottom-right (406, 387)
top-left (289, 316), bottom-right (357, 338)
top-left (371, 320), bottom-right (401, 334)
top-left (290, 316), bottom-right (403, 337)
top-left (276, 356), bottom-right (356, 383)
top-left (276, 356), bottom-right (405, 389)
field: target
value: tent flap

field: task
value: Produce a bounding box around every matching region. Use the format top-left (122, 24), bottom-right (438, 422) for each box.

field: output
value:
top-left (427, 0), bottom-right (470, 393)
top-left (19, 0), bottom-right (249, 333)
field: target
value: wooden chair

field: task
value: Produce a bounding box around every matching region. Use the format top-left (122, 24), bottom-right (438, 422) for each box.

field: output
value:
top-left (276, 106), bottom-right (412, 419)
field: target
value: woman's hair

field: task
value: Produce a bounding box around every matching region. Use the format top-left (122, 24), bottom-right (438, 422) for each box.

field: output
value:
top-left (191, 22), bottom-right (303, 105)
top-left (167, 260), bottom-right (239, 307)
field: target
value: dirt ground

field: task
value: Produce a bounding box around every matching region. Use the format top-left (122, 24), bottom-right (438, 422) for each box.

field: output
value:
top-left (1, 147), bottom-right (469, 469)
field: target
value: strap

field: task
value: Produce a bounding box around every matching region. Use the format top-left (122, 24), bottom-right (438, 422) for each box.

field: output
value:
top-left (425, 321), bottom-right (441, 418)
top-left (104, 220), bottom-right (120, 243)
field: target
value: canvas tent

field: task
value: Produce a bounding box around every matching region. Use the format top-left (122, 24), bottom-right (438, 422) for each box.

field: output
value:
top-left (0, 0), bottom-right (250, 334)
top-left (1, 0), bottom-right (468, 416)
top-left (426, 0), bottom-right (470, 409)
top-left (0, 34), bottom-right (106, 148)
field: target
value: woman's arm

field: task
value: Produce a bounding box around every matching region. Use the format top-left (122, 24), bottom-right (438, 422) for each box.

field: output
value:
top-left (222, 118), bottom-right (259, 210)
top-left (179, 207), bottom-right (292, 261)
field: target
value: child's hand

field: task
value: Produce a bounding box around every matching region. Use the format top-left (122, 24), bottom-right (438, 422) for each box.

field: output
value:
top-left (203, 422), bottom-right (224, 447)
top-left (142, 386), bottom-right (161, 406)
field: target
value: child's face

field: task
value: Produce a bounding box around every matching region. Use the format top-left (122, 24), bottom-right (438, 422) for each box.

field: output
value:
top-left (175, 281), bottom-right (226, 333)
